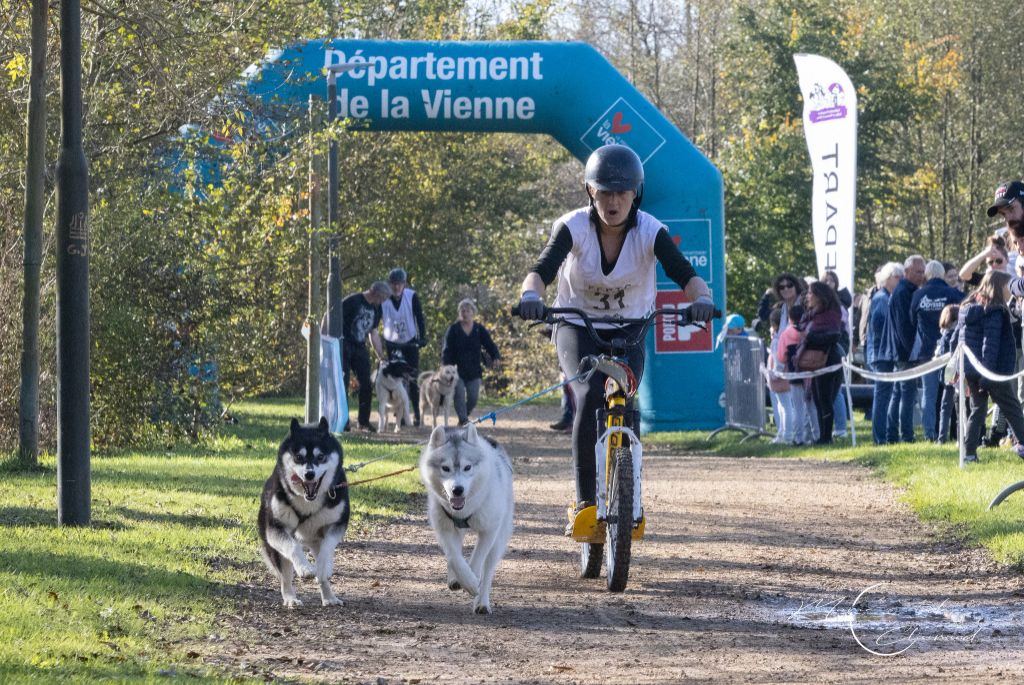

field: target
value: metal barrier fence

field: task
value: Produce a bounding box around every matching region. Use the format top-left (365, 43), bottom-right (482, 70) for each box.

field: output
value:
top-left (708, 335), bottom-right (768, 442)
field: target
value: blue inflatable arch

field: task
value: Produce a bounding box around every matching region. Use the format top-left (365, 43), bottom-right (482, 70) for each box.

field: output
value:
top-left (249, 40), bottom-right (726, 431)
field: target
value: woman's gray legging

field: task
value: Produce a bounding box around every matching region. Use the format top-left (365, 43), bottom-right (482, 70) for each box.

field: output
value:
top-left (454, 377), bottom-right (481, 423)
top-left (554, 322), bottom-right (645, 504)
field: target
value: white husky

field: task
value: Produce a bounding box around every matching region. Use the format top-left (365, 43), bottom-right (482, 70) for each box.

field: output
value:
top-left (419, 424), bottom-right (514, 614)
top-left (418, 365), bottom-right (459, 427)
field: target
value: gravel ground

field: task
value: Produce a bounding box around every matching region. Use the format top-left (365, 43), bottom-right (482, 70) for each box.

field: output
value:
top-left (202, 406), bottom-right (1024, 683)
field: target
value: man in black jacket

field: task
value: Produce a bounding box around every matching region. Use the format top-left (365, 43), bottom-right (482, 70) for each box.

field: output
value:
top-left (342, 281), bottom-right (390, 432)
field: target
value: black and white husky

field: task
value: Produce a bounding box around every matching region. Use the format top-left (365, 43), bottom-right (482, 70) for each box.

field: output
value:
top-left (419, 424), bottom-right (514, 614)
top-left (258, 417), bottom-right (349, 607)
top-left (374, 358), bottom-right (416, 433)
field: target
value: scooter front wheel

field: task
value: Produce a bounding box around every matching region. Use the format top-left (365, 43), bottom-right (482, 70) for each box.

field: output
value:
top-left (605, 446), bottom-right (634, 592)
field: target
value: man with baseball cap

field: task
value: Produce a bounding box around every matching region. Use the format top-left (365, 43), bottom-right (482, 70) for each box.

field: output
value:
top-left (988, 182), bottom-right (1024, 302)
top-left (989, 181), bottom-right (1024, 280)
top-left (988, 180), bottom-right (1024, 234)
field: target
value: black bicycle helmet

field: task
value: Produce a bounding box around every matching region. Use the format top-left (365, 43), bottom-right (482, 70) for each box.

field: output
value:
top-left (388, 267), bottom-right (407, 284)
top-left (584, 144), bottom-right (644, 203)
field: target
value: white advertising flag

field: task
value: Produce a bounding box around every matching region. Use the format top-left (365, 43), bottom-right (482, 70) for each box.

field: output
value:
top-left (794, 54), bottom-right (857, 294)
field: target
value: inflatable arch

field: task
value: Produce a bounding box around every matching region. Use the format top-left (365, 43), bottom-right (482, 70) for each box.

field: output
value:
top-left (248, 40), bottom-right (726, 431)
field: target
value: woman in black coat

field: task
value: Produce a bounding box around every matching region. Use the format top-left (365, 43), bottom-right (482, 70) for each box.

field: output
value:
top-left (441, 299), bottom-right (501, 426)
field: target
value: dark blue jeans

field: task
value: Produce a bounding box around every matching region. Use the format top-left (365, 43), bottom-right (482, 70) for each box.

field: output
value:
top-left (888, 362), bottom-right (918, 442)
top-left (871, 361), bottom-right (895, 444)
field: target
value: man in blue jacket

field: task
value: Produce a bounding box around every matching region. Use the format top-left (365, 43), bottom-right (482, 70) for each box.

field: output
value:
top-left (911, 260), bottom-right (965, 441)
top-left (877, 255), bottom-right (926, 442)
top-left (868, 262), bottom-right (904, 444)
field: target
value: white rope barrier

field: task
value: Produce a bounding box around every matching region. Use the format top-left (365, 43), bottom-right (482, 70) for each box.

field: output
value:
top-left (761, 353), bottom-right (950, 383)
top-left (756, 341), bottom-right (1024, 463)
top-left (760, 362), bottom-right (844, 382)
top-left (842, 353), bottom-right (951, 382)
top-left (960, 345), bottom-right (1024, 383)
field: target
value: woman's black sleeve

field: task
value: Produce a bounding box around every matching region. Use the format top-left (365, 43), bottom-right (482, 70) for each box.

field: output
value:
top-left (441, 324), bottom-right (458, 366)
top-left (838, 287), bottom-right (853, 309)
top-left (529, 223), bottom-right (573, 286)
top-left (757, 290), bottom-right (775, 322)
top-left (653, 228), bottom-right (697, 289)
top-left (480, 325), bottom-right (500, 362)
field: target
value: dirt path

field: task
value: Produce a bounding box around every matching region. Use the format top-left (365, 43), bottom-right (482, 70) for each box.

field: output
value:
top-left (208, 407), bottom-right (1024, 683)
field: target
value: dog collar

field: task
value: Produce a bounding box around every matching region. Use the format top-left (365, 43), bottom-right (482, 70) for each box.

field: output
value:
top-left (442, 507), bottom-right (472, 529)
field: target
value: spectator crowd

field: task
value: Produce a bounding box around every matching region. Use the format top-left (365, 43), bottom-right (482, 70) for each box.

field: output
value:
top-left (745, 179), bottom-right (1024, 462)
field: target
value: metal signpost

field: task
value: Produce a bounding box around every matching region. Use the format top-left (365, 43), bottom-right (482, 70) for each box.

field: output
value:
top-left (324, 63), bottom-right (359, 340)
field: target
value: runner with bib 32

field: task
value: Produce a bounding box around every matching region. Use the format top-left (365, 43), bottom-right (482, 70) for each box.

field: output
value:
top-left (515, 143), bottom-right (716, 589)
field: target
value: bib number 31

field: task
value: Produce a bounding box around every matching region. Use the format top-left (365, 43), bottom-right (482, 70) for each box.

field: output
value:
top-left (594, 287), bottom-right (627, 310)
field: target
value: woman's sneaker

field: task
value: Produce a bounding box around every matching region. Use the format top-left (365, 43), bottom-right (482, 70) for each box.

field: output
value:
top-left (565, 501), bottom-right (595, 537)
top-left (963, 454), bottom-right (979, 464)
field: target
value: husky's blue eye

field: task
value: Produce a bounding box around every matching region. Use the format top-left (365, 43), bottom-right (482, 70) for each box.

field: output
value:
top-left (441, 466), bottom-right (451, 473)
top-left (463, 465), bottom-right (471, 472)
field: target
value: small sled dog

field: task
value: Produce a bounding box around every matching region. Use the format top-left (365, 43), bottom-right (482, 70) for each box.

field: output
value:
top-left (374, 359), bottom-right (416, 433)
top-left (419, 424), bottom-right (514, 614)
top-left (419, 364), bottom-right (459, 427)
top-left (258, 417), bottom-right (349, 607)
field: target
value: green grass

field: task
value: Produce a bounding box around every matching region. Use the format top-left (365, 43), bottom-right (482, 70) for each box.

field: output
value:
top-left (647, 425), bottom-right (1024, 570)
top-left (0, 398), bottom-right (422, 683)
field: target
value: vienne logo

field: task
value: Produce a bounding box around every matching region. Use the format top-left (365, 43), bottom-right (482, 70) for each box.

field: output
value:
top-left (580, 97), bottom-right (666, 162)
top-left (610, 112), bottom-right (632, 134)
top-left (807, 81), bottom-right (848, 123)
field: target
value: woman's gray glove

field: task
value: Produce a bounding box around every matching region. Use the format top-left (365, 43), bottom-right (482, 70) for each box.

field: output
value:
top-left (689, 295), bottom-right (716, 322)
top-left (518, 291), bottom-right (546, 320)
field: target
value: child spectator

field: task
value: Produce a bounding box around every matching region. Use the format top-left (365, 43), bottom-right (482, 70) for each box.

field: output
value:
top-left (778, 303), bottom-right (816, 444)
top-left (958, 270), bottom-right (1024, 462)
top-left (768, 308), bottom-right (794, 444)
top-left (725, 313), bottom-right (748, 336)
top-left (935, 303), bottom-right (960, 444)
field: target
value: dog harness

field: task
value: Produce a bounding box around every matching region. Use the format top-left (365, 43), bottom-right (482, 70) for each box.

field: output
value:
top-left (442, 507), bottom-right (472, 529)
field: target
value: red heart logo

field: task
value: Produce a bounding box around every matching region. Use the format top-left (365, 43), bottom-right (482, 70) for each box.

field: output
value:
top-left (610, 112), bottom-right (632, 134)
top-left (672, 235), bottom-right (682, 246)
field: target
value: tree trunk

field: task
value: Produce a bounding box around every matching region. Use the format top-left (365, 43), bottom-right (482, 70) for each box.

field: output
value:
top-left (19, 0), bottom-right (49, 467)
